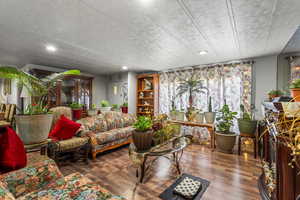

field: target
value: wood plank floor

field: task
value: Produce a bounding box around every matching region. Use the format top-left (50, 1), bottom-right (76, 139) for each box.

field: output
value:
top-left (60, 144), bottom-right (261, 200)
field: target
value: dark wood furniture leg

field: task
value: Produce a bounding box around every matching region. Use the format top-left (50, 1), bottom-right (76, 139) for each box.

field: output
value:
top-left (238, 136), bottom-right (241, 155)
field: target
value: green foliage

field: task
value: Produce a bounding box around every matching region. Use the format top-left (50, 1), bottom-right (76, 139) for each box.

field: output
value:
top-left (176, 73), bottom-right (208, 108)
top-left (122, 102), bottom-right (128, 107)
top-left (268, 89), bottom-right (284, 95)
top-left (91, 104), bottom-right (97, 110)
top-left (112, 104), bottom-right (119, 109)
top-left (0, 66), bottom-right (80, 114)
top-left (24, 102), bottom-right (49, 115)
top-left (240, 104), bottom-right (251, 120)
top-left (69, 102), bottom-right (83, 109)
top-left (290, 79), bottom-right (300, 89)
top-left (133, 116), bottom-right (153, 132)
top-left (100, 100), bottom-right (110, 107)
top-left (208, 96), bottom-right (212, 112)
top-left (216, 104), bottom-right (237, 133)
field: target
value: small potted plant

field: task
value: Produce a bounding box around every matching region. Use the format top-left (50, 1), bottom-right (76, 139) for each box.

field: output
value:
top-left (100, 100), bottom-right (111, 112)
top-left (268, 90), bottom-right (283, 101)
top-left (121, 102), bottom-right (128, 113)
top-left (87, 104), bottom-right (97, 116)
top-left (112, 104), bottom-right (119, 111)
top-left (70, 102), bottom-right (84, 120)
top-left (204, 97), bottom-right (216, 124)
top-left (290, 79), bottom-right (300, 102)
top-left (132, 116), bottom-right (153, 152)
top-left (215, 104), bottom-right (238, 153)
top-left (238, 104), bottom-right (257, 134)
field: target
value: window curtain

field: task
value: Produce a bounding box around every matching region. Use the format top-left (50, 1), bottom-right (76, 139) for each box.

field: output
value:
top-left (159, 63), bottom-right (252, 133)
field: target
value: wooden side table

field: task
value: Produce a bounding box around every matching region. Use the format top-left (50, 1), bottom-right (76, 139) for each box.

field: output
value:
top-left (24, 140), bottom-right (50, 155)
top-left (167, 120), bottom-right (215, 151)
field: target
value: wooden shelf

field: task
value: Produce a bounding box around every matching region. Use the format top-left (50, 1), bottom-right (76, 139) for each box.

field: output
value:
top-left (138, 97), bottom-right (153, 99)
top-left (137, 112), bottom-right (153, 114)
top-left (138, 90), bottom-right (153, 92)
top-left (137, 104), bottom-right (153, 107)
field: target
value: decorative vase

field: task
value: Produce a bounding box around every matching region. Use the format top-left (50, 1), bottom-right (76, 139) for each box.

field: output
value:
top-left (100, 107), bottom-right (112, 113)
top-left (215, 132), bottom-right (237, 154)
top-left (238, 119), bottom-right (257, 134)
top-left (291, 88), bottom-right (300, 102)
top-left (194, 113), bottom-right (204, 123)
top-left (87, 109), bottom-right (97, 116)
top-left (132, 130), bottom-right (153, 152)
top-left (204, 112), bottom-right (216, 124)
top-left (72, 109), bottom-right (83, 120)
top-left (121, 106), bottom-right (128, 113)
top-left (15, 114), bottom-right (53, 145)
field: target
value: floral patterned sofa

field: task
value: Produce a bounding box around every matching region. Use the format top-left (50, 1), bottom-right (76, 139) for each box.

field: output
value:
top-left (0, 153), bottom-right (125, 200)
top-left (77, 111), bottom-right (136, 160)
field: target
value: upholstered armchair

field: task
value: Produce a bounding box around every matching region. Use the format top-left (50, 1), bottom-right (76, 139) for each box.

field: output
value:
top-left (48, 106), bottom-right (90, 165)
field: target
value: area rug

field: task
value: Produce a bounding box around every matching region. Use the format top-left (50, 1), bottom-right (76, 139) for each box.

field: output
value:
top-left (159, 173), bottom-right (210, 200)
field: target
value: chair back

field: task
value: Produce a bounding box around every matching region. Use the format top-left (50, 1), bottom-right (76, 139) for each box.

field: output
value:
top-left (7, 104), bottom-right (16, 122)
top-left (49, 106), bottom-right (72, 130)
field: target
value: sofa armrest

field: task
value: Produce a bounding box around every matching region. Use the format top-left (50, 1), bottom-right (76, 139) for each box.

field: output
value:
top-left (0, 157), bottom-right (63, 198)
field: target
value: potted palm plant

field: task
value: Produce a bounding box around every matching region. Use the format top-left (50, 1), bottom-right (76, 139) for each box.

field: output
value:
top-left (0, 66), bottom-right (80, 145)
top-left (176, 74), bottom-right (207, 121)
top-left (100, 100), bottom-right (111, 112)
top-left (290, 79), bottom-right (300, 102)
top-left (70, 102), bottom-right (83, 120)
top-left (121, 102), bottom-right (128, 113)
top-left (238, 104), bottom-right (257, 134)
top-left (132, 116), bottom-right (153, 152)
top-left (87, 104), bottom-right (97, 116)
top-left (215, 104), bottom-right (238, 153)
top-left (204, 97), bottom-right (216, 123)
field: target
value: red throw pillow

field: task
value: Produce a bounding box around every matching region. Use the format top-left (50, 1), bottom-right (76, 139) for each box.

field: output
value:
top-left (49, 115), bottom-right (81, 141)
top-left (0, 127), bottom-right (27, 172)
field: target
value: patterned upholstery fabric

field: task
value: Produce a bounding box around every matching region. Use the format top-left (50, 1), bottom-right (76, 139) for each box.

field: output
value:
top-left (4, 104), bottom-right (10, 120)
top-left (50, 137), bottom-right (89, 151)
top-left (94, 127), bottom-right (134, 145)
top-left (93, 137), bottom-right (131, 151)
top-left (78, 114), bottom-right (107, 133)
top-left (0, 121), bottom-right (10, 127)
top-left (0, 155), bottom-right (126, 200)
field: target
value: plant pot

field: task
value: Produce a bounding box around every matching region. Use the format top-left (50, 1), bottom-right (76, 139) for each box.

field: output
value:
top-left (72, 109), bottom-right (83, 120)
top-left (215, 132), bottom-right (237, 154)
top-left (268, 94), bottom-right (280, 101)
top-left (193, 113), bottom-right (204, 123)
top-left (87, 109), bottom-right (97, 116)
top-left (176, 112), bottom-right (185, 121)
top-left (291, 88), bottom-right (300, 102)
top-left (238, 119), bottom-right (257, 134)
top-left (132, 130), bottom-right (153, 152)
top-left (121, 106), bottom-right (128, 113)
top-left (169, 111), bottom-right (177, 120)
top-left (100, 107), bottom-right (112, 113)
top-left (204, 112), bottom-right (216, 124)
top-left (15, 114), bottom-right (53, 145)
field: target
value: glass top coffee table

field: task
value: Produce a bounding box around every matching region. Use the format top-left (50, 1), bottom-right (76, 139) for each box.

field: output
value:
top-left (129, 135), bottom-right (192, 183)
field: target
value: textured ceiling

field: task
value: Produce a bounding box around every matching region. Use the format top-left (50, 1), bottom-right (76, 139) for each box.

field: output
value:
top-left (282, 26), bottom-right (300, 54)
top-left (0, 0), bottom-right (299, 74)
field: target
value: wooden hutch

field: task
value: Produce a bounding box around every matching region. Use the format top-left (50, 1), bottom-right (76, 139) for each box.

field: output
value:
top-left (259, 102), bottom-right (300, 200)
top-left (29, 68), bottom-right (93, 110)
top-left (136, 73), bottom-right (159, 118)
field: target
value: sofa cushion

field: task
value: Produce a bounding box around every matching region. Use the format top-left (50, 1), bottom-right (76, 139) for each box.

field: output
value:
top-left (121, 113), bottom-right (136, 127)
top-left (78, 115), bottom-right (107, 133)
top-left (95, 126), bottom-right (134, 145)
top-left (0, 127), bottom-right (27, 173)
top-left (104, 112), bottom-right (124, 130)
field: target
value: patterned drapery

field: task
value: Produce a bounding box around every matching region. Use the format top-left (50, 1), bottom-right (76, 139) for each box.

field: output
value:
top-left (159, 63), bottom-right (252, 133)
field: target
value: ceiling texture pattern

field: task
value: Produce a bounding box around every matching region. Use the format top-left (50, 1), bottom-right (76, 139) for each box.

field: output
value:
top-left (0, 0), bottom-right (299, 74)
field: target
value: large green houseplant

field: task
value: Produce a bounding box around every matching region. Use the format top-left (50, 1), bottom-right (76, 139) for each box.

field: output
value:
top-left (132, 116), bottom-right (153, 152)
top-left (0, 66), bottom-right (80, 144)
top-left (215, 104), bottom-right (238, 153)
top-left (237, 104), bottom-right (257, 134)
top-left (176, 74), bottom-right (207, 121)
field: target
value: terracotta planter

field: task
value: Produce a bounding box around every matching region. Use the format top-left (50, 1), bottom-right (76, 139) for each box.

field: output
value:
top-left (15, 114), bottom-right (53, 145)
top-left (238, 119), bottom-right (257, 134)
top-left (121, 106), bottom-right (128, 113)
top-left (291, 88), bottom-right (300, 102)
top-left (72, 109), bottom-right (83, 120)
top-left (215, 132), bottom-right (237, 154)
top-left (132, 130), bottom-right (153, 152)
top-left (204, 112), bottom-right (216, 124)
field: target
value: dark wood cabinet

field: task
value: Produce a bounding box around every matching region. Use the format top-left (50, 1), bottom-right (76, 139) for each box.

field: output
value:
top-left (29, 69), bottom-right (93, 109)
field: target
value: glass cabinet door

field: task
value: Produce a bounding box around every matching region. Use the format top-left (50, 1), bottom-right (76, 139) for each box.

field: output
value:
top-left (60, 78), bottom-right (77, 106)
top-left (79, 79), bottom-right (91, 109)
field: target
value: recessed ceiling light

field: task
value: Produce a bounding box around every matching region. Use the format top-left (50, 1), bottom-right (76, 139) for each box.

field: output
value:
top-left (122, 66), bottom-right (128, 70)
top-left (46, 45), bottom-right (57, 52)
top-left (199, 50), bottom-right (208, 55)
